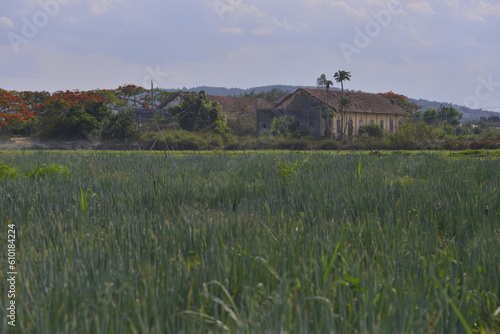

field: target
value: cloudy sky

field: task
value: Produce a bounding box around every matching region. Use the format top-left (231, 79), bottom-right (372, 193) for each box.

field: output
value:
top-left (1, 0), bottom-right (499, 111)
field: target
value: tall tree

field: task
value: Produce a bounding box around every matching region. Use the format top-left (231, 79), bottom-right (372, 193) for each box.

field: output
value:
top-left (36, 90), bottom-right (111, 139)
top-left (317, 74), bottom-right (328, 89)
top-left (440, 106), bottom-right (462, 126)
top-left (168, 91), bottom-right (229, 135)
top-left (422, 106), bottom-right (462, 127)
top-left (116, 84), bottom-right (148, 108)
top-left (317, 74), bottom-right (334, 137)
top-left (334, 70), bottom-right (351, 139)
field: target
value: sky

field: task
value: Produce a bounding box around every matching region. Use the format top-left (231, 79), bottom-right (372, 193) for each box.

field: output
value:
top-left (1, 0), bottom-right (499, 111)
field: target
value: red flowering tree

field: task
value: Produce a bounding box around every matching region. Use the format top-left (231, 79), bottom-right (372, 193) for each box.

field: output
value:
top-left (380, 91), bottom-right (420, 114)
top-left (36, 90), bottom-right (111, 139)
top-left (92, 89), bottom-right (125, 111)
top-left (17, 91), bottom-right (50, 113)
top-left (0, 90), bottom-right (34, 133)
top-left (116, 84), bottom-right (149, 108)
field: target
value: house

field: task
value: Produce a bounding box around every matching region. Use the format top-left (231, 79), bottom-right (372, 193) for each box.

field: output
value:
top-left (257, 88), bottom-right (407, 137)
top-left (157, 92), bottom-right (186, 110)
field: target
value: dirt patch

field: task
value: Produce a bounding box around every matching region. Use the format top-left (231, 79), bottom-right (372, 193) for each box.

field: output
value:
top-left (10, 137), bottom-right (34, 144)
top-left (0, 137), bottom-right (142, 150)
top-left (0, 137), bottom-right (36, 150)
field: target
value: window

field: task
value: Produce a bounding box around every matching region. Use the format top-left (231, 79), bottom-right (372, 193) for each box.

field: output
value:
top-left (370, 120), bottom-right (374, 124)
top-left (390, 119), bottom-right (394, 133)
top-left (309, 121), bottom-right (316, 128)
top-left (359, 119), bottom-right (364, 128)
top-left (337, 119), bottom-right (341, 134)
top-left (380, 120), bottom-right (384, 129)
top-left (260, 122), bottom-right (268, 129)
top-left (348, 118), bottom-right (354, 136)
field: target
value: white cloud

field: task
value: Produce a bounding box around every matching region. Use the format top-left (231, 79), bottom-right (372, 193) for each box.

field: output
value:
top-left (0, 16), bottom-right (14, 27)
top-left (475, 1), bottom-right (500, 16)
top-left (271, 17), bottom-right (297, 31)
top-left (206, 0), bottom-right (302, 35)
top-left (462, 8), bottom-right (486, 21)
top-left (329, 1), bottom-right (371, 20)
top-left (300, 0), bottom-right (407, 20)
top-left (204, 0), bottom-right (266, 21)
top-left (444, 0), bottom-right (461, 9)
top-left (406, 1), bottom-right (435, 16)
top-left (252, 27), bottom-right (274, 35)
top-left (444, 0), bottom-right (500, 21)
top-left (222, 27), bottom-right (244, 34)
top-left (409, 26), bottom-right (435, 46)
top-left (88, 0), bottom-right (127, 15)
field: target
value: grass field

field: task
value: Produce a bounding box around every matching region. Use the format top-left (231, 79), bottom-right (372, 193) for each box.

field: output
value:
top-left (1, 151), bottom-right (499, 333)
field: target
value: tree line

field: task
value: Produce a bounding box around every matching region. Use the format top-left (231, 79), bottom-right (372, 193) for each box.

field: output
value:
top-left (0, 79), bottom-right (498, 150)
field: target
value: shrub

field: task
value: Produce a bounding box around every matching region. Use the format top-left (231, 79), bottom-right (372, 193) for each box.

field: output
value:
top-left (0, 165), bottom-right (19, 179)
top-left (318, 140), bottom-right (340, 150)
top-left (385, 121), bottom-right (435, 150)
top-left (350, 136), bottom-right (386, 150)
top-left (437, 139), bottom-right (470, 150)
top-left (479, 129), bottom-right (500, 141)
top-left (359, 124), bottom-right (384, 138)
top-left (470, 140), bottom-right (500, 150)
top-left (101, 111), bottom-right (139, 141)
top-left (141, 130), bottom-right (234, 151)
top-left (227, 117), bottom-right (256, 137)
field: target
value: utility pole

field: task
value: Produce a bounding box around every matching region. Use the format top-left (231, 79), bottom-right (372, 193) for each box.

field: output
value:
top-left (151, 81), bottom-right (155, 108)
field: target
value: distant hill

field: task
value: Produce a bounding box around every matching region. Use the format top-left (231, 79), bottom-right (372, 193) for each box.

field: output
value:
top-left (408, 98), bottom-right (500, 122)
top-left (164, 85), bottom-right (304, 96)
top-left (164, 85), bottom-right (500, 122)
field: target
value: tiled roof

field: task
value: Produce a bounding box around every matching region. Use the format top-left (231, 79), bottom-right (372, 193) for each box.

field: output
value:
top-left (277, 88), bottom-right (406, 115)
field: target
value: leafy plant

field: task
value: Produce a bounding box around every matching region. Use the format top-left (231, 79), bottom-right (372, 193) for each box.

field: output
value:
top-left (356, 154), bottom-right (362, 180)
top-left (270, 115), bottom-right (294, 136)
top-left (276, 157), bottom-right (308, 177)
top-left (78, 186), bottom-right (97, 217)
top-left (26, 164), bottom-right (70, 178)
top-left (0, 165), bottom-right (19, 179)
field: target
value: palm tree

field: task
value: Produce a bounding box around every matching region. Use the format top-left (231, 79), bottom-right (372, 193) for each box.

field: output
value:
top-left (334, 70), bottom-right (351, 139)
